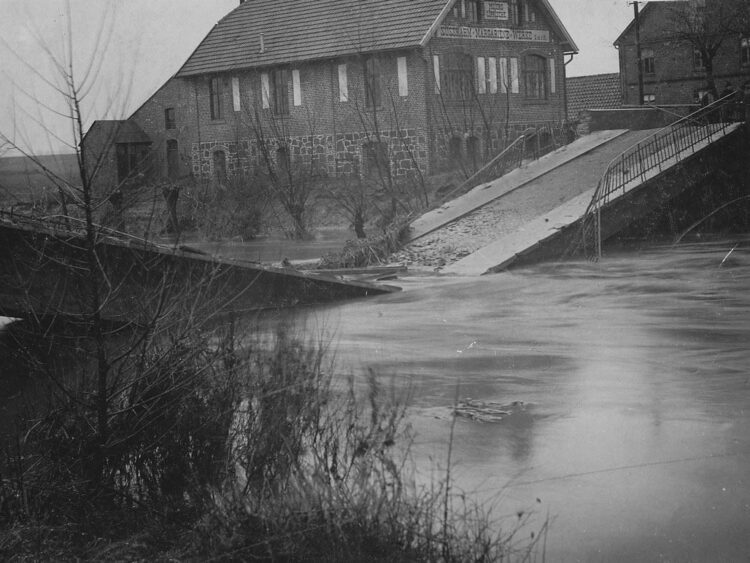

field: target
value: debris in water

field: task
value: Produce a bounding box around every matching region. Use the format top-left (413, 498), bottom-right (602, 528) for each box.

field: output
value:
top-left (453, 399), bottom-right (526, 423)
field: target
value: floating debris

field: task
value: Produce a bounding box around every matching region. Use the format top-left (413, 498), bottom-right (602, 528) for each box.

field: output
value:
top-left (453, 399), bottom-right (526, 423)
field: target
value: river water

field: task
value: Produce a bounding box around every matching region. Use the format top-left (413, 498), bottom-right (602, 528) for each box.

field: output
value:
top-left (310, 236), bottom-right (750, 562)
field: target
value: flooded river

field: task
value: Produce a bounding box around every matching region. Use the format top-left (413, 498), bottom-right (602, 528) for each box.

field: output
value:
top-left (3, 235), bottom-right (749, 560)
top-left (312, 236), bottom-right (750, 562)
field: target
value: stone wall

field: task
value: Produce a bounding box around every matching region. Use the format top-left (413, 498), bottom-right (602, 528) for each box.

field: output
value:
top-left (190, 128), bottom-right (429, 182)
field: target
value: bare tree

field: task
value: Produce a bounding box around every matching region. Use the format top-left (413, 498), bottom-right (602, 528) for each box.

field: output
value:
top-left (667, 0), bottom-right (738, 98)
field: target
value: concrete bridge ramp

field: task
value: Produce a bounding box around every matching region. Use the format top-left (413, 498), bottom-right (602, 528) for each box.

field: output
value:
top-left (443, 122), bottom-right (745, 275)
top-left (396, 128), bottom-right (656, 270)
top-left (0, 217), bottom-right (399, 323)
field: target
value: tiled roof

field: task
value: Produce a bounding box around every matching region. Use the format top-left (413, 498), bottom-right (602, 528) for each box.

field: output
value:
top-left (176, 0), bottom-right (577, 77)
top-left (566, 73), bottom-right (622, 118)
top-left (176, 0), bottom-right (450, 77)
top-left (83, 120), bottom-right (151, 146)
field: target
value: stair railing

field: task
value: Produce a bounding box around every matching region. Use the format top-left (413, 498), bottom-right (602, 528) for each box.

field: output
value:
top-left (581, 92), bottom-right (741, 260)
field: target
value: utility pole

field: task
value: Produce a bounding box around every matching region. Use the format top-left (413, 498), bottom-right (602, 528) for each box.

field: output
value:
top-left (632, 1), bottom-right (645, 105)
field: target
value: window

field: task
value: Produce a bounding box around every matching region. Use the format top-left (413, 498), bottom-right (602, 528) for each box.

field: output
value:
top-left (642, 48), bottom-right (655, 75)
top-left (338, 64), bottom-right (349, 101)
top-left (209, 77), bottom-right (223, 120)
top-left (468, 0), bottom-right (482, 21)
top-left (232, 77), bottom-right (241, 112)
top-left (433, 55), bottom-right (441, 94)
top-left (292, 69), bottom-right (302, 106)
top-left (643, 93), bottom-right (656, 104)
top-left (476, 57), bottom-right (486, 94)
top-left (116, 143), bottom-right (150, 184)
top-left (524, 55), bottom-right (547, 99)
top-left (362, 141), bottom-right (388, 177)
top-left (164, 108), bottom-right (176, 129)
top-left (166, 140), bottom-right (179, 179)
top-left (693, 48), bottom-right (705, 70)
top-left (508, 0), bottom-right (520, 25)
top-left (397, 56), bottom-right (408, 97)
top-left (488, 57), bottom-right (497, 94)
top-left (523, 0), bottom-right (535, 22)
top-left (448, 136), bottom-right (462, 165)
top-left (364, 57), bottom-right (382, 108)
top-left (442, 53), bottom-right (474, 100)
top-left (741, 37), bottom-right (750, 66)
top-left (271, 69), bottom-right (289, 115)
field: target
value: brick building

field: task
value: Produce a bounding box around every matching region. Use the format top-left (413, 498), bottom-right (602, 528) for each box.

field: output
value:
top-left (616, 0), bottom-right (750, 106)
top-left (84, 0), bottom-right (577, 191)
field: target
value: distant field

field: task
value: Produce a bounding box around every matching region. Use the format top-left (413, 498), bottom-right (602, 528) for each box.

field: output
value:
top-left (0, 154), bottom-right (79, 204)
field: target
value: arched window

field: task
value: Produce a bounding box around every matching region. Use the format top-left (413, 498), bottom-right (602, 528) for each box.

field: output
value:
top-left (524, 55), bottom-right (547, 100)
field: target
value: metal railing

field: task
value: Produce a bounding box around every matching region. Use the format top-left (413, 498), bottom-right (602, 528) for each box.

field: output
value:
top-left (439, 123), bottom-right (567, 204)
top-left (581, 93), bottom-right (742, 260)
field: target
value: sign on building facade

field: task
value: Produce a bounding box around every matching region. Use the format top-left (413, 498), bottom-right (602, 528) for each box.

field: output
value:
top-left (484, 2), bottom-right (509, 20)
top-left (437, 25), bottom-right (550, 42)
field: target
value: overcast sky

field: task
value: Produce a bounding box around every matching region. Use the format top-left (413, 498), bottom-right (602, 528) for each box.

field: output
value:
top-left (0, 0), bottom-right (634, 155)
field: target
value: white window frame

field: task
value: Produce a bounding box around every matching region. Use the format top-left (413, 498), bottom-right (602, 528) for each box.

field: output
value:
top-left (510, 57), bottom-right (519, 94)
top-left (549, 57), bottom-right (556, 94)
top-left (338, 64), bottom-right (348, 102)
top-left (499, 57), bottom-right (508, 93)
top-left (433, 55), bottom-right (441, 93)
top-left (232, 76), bottom-right (241, 112)
top-left (292, 69), bottom-right (302, 106)
top-left (397, 56), bottom-right (409, 97)
top-left (476, 56), bottom-right (486, 94)
top-left (488, 57), bottom-right (497, 94)
top-left (261, 73), bottom-right (270, 109)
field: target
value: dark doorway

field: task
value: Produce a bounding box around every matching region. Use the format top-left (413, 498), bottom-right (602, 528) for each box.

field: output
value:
top-left (213, 150), bottom-right (227, 184)
top-left (166, 140), bottom-right (179, 179)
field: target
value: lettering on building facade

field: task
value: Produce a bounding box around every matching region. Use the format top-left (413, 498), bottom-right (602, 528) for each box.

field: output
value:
top-left (437, 25), bottom-right (550, 42)
top-left (484, 2), bottom-right (509, 20)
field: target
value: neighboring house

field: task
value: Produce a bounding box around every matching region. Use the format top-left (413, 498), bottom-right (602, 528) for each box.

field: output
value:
top-left (615, 0), bottom-right (750, 106)
top-left (566, 73), bottom-right (622, 120)
top-left (84, 0), bottom-right (577, 192)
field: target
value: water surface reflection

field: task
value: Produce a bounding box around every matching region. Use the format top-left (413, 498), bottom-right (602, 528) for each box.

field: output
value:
top-left (314, 237), bottom-right (750, 561)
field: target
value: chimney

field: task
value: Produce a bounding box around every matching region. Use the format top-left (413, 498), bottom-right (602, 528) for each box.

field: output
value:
top-left (259, 33), bottom-right (265, 54)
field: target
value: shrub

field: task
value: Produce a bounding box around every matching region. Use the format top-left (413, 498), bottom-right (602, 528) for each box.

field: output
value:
top-left (1, 322), bottom-right (546, 561)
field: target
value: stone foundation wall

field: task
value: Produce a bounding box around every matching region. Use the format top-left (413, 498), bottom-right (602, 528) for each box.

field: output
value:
top-left (191, 129), bottom-right (428, 181)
